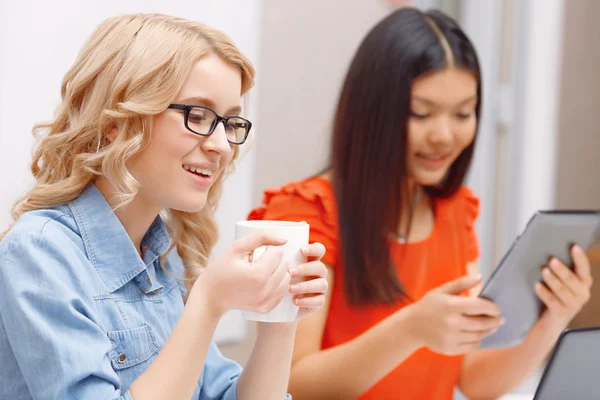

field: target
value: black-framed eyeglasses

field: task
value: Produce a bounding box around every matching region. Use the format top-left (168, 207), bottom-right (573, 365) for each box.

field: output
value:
top-left (168, 104), bottom-right (252, 145)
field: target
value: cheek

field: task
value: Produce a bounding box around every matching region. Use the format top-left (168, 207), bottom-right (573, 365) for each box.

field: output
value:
top-left (218, 148), bottom-right (235, 177)
top-left (407, 121), bottom-right (426, 152)
top-left (152, 113), bottom-right (197, 153)
top-left (131, 131), bottom-right (195, 183)
top-left (226, 145), bottom-right (237, 163)
top-left (151, 118), bottom-right (199, 162)
top-left (455, 120), bottom-right (477, 150)
top-left (143, 132), bottom-right (187, 168)
top-left (129, 141), bottom-right (174, 184)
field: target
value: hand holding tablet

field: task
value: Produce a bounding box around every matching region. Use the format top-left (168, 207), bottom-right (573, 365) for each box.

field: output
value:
top-left (478, 210), bottom-right (600, 348)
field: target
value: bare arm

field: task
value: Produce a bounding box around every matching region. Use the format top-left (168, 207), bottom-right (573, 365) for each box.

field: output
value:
top-left (131, 233), bottom-right (307, 400)
top-left (460, 319), bottom-right (563, 400)
top-left (129, 282), bottom-right (223, 400)
top-left (288, 265), bottom-right (500, 399)
top-left (460, 249), bottom-right (593, 399)
top-left (288, 267), bottom-right (422, 399)
top-left (130, 285), bottom-right (298, 400)
top-left (238, 322), bottom-right (298, 399)
top-left (130, 271), bottom-right (298, 400)
top-left (459, 261), bottom-right (547, 400)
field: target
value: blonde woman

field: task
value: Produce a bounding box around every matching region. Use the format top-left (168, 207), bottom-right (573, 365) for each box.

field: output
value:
top-left (0, 14), bottom-right (328, 400)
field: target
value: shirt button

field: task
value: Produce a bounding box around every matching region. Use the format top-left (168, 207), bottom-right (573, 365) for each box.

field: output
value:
top-left (117, 353), bottom-right (127, 363)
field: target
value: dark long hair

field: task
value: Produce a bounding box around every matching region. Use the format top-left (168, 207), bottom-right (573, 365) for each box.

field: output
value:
top-left (331, 8), bottom-right (482, 305)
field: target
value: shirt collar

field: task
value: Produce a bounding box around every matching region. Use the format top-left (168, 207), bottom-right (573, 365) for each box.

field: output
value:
top-left (68, 184), bottom-right (172, 292)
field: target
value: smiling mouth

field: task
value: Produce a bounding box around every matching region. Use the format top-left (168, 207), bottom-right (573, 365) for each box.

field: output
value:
top-left (182, 165), bottom-right (215, 178)
top-left (417, 153), bottom-right (452, 161)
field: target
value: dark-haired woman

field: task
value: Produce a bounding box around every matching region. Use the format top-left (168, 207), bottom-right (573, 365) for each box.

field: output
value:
top-left (249, 7), bottom-right (592, 400)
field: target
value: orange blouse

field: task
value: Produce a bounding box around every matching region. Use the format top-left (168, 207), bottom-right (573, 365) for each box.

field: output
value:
top-left (249, 176), bottom-right (480, 399)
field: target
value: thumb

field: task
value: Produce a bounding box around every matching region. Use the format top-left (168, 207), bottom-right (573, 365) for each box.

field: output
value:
top-left (434, 274), bottom-right (482, 295)
top-left (231, 232), bottom-right (287, 255)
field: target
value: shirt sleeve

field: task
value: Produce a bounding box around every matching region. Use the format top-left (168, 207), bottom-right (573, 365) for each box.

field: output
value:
top-left (461, 187), bottom-right (481, 264)
top-left (199, 340), bottom-right (291, 400)
top-left (0, 232), bottom-right (132, 400)
top-left (199, 341), bottom-right (240, 400)
top-left (248, 182), bottom-right (339, 269)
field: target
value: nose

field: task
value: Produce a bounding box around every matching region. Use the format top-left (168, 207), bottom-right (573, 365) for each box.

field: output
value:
top-left (200, 121), bottom-right (232, 156)
top-left (428, 115), bottom-right (453, 145)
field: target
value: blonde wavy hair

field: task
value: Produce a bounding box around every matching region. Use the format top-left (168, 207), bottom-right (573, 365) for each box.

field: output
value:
top-left (2, 13), bottom-right (255, 286)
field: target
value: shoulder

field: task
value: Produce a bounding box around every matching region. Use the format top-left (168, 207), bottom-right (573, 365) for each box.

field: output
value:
top-left (436, 185), bottom-right (480, 223)
top-left (249, 177), bottom-right (340, 266)
top-left (435, 186), bottom-right (481, 262)
top-left (248, 176), bottom-right (337, 227)
top-left (2, 206), bottom-right (80, 247)
top-left (0, 207), bottom-right (88, 280)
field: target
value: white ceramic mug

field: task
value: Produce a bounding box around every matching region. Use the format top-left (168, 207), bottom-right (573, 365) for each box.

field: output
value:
top-left (234, 220), bottom-right (310, 322)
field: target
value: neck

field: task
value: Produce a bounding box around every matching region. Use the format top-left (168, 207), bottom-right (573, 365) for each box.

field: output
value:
top-left (94, 177), bottom-right (161, 256)
top-left (402, 180), bottom-right (424, 213)
top-left (396, 182), bottom-right (432, 241)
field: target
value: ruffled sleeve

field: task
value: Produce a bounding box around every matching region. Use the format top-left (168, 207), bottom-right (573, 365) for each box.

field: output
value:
top-left (459, 186), bottom-right (481, 263)
top-left (248, 178), bottom-right (339, 268)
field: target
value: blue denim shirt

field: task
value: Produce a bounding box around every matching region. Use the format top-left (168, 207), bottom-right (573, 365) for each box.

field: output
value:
top-left (0, 184), bottom-right (269, 400)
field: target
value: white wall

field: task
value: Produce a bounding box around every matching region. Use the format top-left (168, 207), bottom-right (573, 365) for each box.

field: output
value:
top-left (252, 0), bottom-right (391, 201)
top-left (513, 0), bottom-right (564, 229)
top-left (458, 0), bottom-right (566, 276)
top-left (495, 0), bottom-right (566, 259)
top-left (459, 0), bottom-right (503, 276)
top-left (0, 0), bottom-right (262, 344)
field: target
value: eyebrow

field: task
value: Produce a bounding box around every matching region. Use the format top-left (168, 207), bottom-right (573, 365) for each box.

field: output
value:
top-left (178, 96), bottom-right (242, 115)
top-left (412, 95), bottom-right (478, 107)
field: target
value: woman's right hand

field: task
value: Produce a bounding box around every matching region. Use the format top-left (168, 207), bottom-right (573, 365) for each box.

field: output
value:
top-left (404, 275), bottom-right (505, 355)
top-left (191, 232), bottom-right (291, 318)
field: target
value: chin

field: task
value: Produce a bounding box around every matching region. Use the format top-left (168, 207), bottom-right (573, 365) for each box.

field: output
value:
top-left (412, 171), bottom-right (447, 187)
top-left (170, 197), bottom-right (208, 214)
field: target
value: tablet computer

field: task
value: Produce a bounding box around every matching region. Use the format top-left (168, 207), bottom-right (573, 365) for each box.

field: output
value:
top-left (478, 210), bottom-right (600, 348)
top-left (532, 327), bottom-right (600, 399)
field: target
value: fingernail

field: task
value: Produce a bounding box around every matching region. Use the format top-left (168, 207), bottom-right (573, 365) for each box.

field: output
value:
top-left (543, 267), bottom-right (551, 277)
top-left (289, 267), bottom-right (299, 276)
top-left (500, 318), bottom-right (506, 325)
top-left (573, 245), bottom-right (583, 254)
top-left (294, 298), bottom-right (303, 306)
top-left (277, 236), bottom-right (288, 243)
top-left (549, 258), bottom-right (558, 268)
top-left (301, 246), bottom-right (310, 254)
top-left (290, 284), bottom-right (301, 293)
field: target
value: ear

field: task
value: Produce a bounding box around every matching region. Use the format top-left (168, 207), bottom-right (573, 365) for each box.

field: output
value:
top-left (106, 128), bottom-right (118, 143)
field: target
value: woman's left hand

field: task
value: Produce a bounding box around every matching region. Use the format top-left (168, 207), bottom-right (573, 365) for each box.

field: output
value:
top-left (288, 242), bottom-right (329, 320)
top-left (536, 245), bottom-right (593, 329)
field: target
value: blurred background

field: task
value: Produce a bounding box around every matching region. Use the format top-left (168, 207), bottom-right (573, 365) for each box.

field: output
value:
top-left (1, 0), bottom-right (598, 398)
